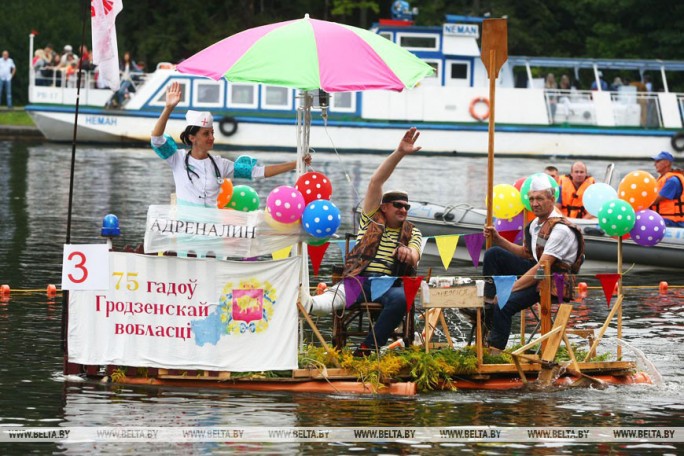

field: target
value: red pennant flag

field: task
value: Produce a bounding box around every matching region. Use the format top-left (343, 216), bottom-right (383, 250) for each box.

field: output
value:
top-left (595, 273), bottom-right (620, 307)
top-left (307, 243), bottom-right (330, 276)
top-left (499, 230), bottom-right (520, 243)
top-left (402, 276), bottom-right (424, 312)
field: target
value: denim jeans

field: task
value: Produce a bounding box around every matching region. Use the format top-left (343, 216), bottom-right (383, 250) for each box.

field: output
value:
top-left (482, 246), bottom-right (539, 349)
top-left (0, 79), bottom-right (12, 107)
top-left (356, 278), bottom-right (406, 349)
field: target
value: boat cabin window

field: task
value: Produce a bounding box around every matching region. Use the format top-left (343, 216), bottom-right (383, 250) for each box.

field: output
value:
top-left (396, 33), bottom-right (440, 51)
top-left (378, 31), bottom-right (393, 41)
top-left (421, 60), bottom-right (441, 86)
top-left (193, 80), bottom-right (224, 108)
top-left (151, 80), bottom-right (190, 107)
top-left (227, 83), bottom-right (258, 109)
top-left (445, 60), bottom-right (471, 87)
top-left (330, 92), bottom-right (356, 112)
top-left (262, 86), bottom-right (293, 110)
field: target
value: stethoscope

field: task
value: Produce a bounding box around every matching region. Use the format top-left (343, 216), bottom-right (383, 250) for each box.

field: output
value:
top-left (184, 152), bottom-right (223, 199)
top-left (185, 151), bottom-right (222, 184)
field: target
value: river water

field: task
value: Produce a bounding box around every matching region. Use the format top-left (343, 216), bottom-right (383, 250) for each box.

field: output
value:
top-left (0, 139), bottom-right (683, 454)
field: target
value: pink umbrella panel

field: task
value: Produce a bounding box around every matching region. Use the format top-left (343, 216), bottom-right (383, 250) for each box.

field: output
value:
top-left (176, 15), bottom-right (434, 93)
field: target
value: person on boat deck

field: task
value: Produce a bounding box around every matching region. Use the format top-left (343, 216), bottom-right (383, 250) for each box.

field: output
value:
top-left (150, 81), bottom-right (311, 207)
top-left (557, 161), bottom-right (596, 219)
top-left (544, 165), bottom-right (560, 185)
top-left (301, 128), bottom-right (423, 357)
top-left (483, 176), bottom-right (584, 353)
top-left (650, 151), bottom-right (684, 228)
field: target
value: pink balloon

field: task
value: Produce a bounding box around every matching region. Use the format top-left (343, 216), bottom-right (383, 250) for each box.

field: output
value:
top-left (266, 186), bottom-right (305, 223)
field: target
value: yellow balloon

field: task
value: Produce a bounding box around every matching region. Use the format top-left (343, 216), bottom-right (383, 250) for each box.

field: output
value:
top-left (264, 208), bottom-right (301, 233)
top-left (489, 184), bottom-right (524, 219)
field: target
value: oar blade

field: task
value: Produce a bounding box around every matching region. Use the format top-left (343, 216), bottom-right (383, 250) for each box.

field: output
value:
top-left (481, 19), bottom-right (508, 78)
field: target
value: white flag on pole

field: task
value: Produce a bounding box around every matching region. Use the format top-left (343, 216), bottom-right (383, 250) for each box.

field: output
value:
top-left (91, 0), bottom-right (123, 90)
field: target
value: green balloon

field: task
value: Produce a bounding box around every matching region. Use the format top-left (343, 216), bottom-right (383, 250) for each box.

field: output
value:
top-left (598, 199), bottom-right (636, 236)
top-left (227, 185), bottom-right (260, 212)
top-left (520, 173), bottom-right (560, 211)
top-left (306, 237), bottom-right (330, 246)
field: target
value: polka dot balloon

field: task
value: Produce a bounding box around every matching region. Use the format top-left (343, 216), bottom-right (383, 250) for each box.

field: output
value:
top-left (295, 172), bottom-right (333, 204)
top-left (227, 185), bottom-right (260, 212)
top-left (266, 185), bottom-right (305, 223)
top-left (629, 209), bottom-right (666, 246)
top-left (302, 200), bottom-right (341, 238)
top-left (617, 170), bottom-right (658, 211)
top-left (488, 183), bottom-right (524, 219)
top-left (598, 198), bottom-right (636, 236)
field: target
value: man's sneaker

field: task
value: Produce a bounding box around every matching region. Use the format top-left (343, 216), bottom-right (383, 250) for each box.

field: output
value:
top-left (352, 343), bottom-right (372, 357)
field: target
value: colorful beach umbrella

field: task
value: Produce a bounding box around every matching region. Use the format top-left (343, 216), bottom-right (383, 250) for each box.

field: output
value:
top-left (176, 14), bottom-right (433, 92)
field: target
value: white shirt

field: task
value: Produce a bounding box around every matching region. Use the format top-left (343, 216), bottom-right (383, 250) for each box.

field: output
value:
top-left (0, 57), bottom-right (15, 81)
top-left (151, 135), bottom-right (265, 207)
top-left (528, 209), bottom-right (578, 264)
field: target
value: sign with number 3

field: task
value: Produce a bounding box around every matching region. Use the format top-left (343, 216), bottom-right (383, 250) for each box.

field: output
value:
top-left (61, 245), bottom-right (110, 290)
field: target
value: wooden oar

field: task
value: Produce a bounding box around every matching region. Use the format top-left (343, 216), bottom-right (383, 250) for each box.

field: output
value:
top-left (480, 19), bottom-right (508, 248)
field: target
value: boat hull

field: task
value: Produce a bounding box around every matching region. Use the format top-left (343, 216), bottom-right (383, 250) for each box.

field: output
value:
top-left (26, 106), bottom-right (679, 158)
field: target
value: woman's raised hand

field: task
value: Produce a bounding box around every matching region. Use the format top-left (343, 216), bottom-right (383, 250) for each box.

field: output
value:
top-left (166, 81), bottom-right (182, 109)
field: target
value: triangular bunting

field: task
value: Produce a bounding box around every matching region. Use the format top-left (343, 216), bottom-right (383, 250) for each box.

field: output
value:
top-left (343, 276), bottom-right (366, 308)
top-left (493, 275), bottom-right (516, 309)
top-left (307, 242), bottom-right (330, 276)
top-left (553, 272), bottom-right (564, 304)
top-left (402, 276), bottom-right (424, 312)
top-left (271, 245), bottom-right (292, 260)
top-left (435, 235), bottom-right (460, 270)
top-left (370, 276), bottom-right (396, 301)
top-left (420, 237), bottom-right (428, 255)
top-left (499, 230), bottom-right (521, 243)
top-left (596, 273), bottom-right (620, 307)
top-left (464, 233), bottom-right (485, 268)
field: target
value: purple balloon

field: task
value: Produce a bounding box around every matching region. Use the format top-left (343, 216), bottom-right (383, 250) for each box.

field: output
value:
top-left (629, 209), bottom-right (666, 247)
top-left (495, 213), bottom-right (524, 244)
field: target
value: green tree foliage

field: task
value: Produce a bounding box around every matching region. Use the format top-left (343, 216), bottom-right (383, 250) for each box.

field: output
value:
top-left (1, 0), bottom-right (683, 105)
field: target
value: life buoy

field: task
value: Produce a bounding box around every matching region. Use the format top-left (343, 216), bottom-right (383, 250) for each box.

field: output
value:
top-left (671, 132), bottom-right (684, 152)
top-left (219, 117), bottom-right (238, 137)
top-left (469, 97), bottom-right (490, 121)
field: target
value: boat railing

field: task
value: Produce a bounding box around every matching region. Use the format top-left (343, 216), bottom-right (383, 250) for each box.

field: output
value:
top-left (544, 88), bottom-right (663, 128)
top-left (30, 66), bottom-right (149, 96)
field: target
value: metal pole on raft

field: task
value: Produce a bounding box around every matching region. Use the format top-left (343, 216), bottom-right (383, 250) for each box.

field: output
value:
top-left (480, 18), bottom-right (508, 249)
top-left (294, 90), bottom-right (339, 365)
top-left (62, 0), bottom-right (90, 375)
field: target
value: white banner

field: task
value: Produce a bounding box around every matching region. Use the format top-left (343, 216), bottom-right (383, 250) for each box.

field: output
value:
top-left (91, 0), bottom-right (123, 90)
top-left (68, 252), bottom-right (301, 371)
top-left (1, 427), bottom-right (682, 443)
top-left (144, 205), bottom-right (307, 258)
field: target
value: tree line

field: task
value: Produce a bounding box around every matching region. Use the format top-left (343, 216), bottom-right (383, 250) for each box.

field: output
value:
top-left (2, 0), bottom-right (682, 105)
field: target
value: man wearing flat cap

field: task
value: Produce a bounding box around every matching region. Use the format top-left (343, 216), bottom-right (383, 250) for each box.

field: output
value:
top-left (482, 175), bottom-right (584, 353)
top-left (302, 128), bottom-right (423, 356)
top-left (650, 151), bottom-right (684, 227)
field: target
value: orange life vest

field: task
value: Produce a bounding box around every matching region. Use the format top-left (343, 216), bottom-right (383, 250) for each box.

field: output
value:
top-left (650, 172), bottom-right (684, 222)
top-left (559, 175), bottom-right (595, 218)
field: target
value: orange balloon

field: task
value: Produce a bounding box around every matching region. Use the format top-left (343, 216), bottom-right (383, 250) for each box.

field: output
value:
top-left (217, 179), bottom-right (234, 208)
top-left (617, 170), bottom-right (658, 211)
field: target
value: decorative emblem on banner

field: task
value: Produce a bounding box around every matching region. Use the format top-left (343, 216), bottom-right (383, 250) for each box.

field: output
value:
top-left (192, 278), bottom-right (276, 345)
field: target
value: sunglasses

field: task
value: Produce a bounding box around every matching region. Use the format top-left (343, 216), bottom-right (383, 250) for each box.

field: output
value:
top-left (391, 202), bottom-right (411, 210)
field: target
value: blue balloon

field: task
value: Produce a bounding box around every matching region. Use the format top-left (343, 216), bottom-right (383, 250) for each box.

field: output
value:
top-left (583, 183), bottom-right (618, 217)
top-left (302, 200), bottom-right (341, 238)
